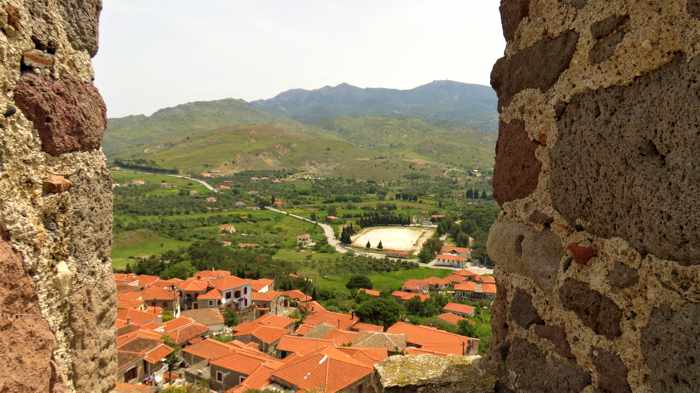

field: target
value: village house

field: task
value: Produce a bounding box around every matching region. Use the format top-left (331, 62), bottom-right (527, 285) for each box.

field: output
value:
top-left (454, 281), bottom-right (497, 301)
top-left (153, 316), bottom-right (209, 346)
top-left (252, 290), bottom-right (289, 317)
top-left (434, 253), bottom-right (467, 268)
top-left (177, 278), bottom-right (210, 311)
top-left (437, 312), bottom-right (466, 326)
top-left (233, 314), bottom-right (296, 355)
top-left (351, 331), bottom-right (407, 355)
top-left (358, 288), bottom-right (380, 297)
top-left (443, 302), bottom-right (476, 317)
top-left (180, 308), bottom-right (226, 334)
top-left (210, 352), bottom-right (283, 392)
top-left (141, 285), bottom-right (179, 317)
top-left (391, 290), bottom-right (429, 303)
top-left (247, 278), bottom-right (274, 293)
top-left (117, 330), bottom-right (173, 385)
top-left (387, 321), bottom-right (479, 356)
top-left (219, 224), bottom-right (236, 234)
top-left (296, 233), bottom-right (315, 248)
top-left (211, 275), bottom-right (253, 310)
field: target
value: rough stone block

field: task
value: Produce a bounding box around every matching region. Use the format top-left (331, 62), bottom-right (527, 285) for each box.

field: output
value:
top-left (0, 240), bottom-right (57, 393)
top-left (510, 288), bottom-right (543, 329)
top-left (491, 30), bottom-right (579, 109)
top-left (592, 347), bottom-right (632, 393)
top-left (533, 324), bottom-right (574, 359)
top-left (551, 54), bottom-right (700, 265)
top-left (589, 15), bottom-right (629, 64)
top-left (488, 222), bottom-right (563, 293)
top-left (607, 262), bottom-right (638, 289)
top-left (493, 119), bottom-right (541, 204)
top-left (43, 174), bottom-right (72, 194)
top-left (559, 279), bottom-right (622, 338)
top-left (500, 338), bottom-right (591, 393)
top-left (499, 0), bottom-right (529, 41)
top-left (566, 243), bottom-right (596, 265)
top-left (22, 49), bottom-right (54, 69)
top-left (14, 73), bottom-right (107, 156)
top-left (641, 304), bottom-right (700, 393)
top-left (374, 355), bottom-right (495, 393)
top-left (58, 0), bottom-right (102, 56)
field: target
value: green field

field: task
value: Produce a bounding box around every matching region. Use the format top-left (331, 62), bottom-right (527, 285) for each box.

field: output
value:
top-left (307, 267), bottom-right (452, 295)
top-left (112, 229), bottom-right (190, 270)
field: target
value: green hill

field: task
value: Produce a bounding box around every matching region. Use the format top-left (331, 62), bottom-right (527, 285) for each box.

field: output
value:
top-left (104, 82), bottom-right (497, 180)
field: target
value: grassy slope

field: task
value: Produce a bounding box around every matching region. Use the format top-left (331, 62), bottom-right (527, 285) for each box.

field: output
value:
top-left (308, 267), bottom-right (453, 295)
top-left (112, 229), bottom-right (190, 269)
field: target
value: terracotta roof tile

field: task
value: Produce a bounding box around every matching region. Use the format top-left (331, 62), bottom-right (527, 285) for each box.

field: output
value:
top-left (277, 335), bottom-right (334, 356)
top-left (437, 312), bottom-right (466, 326)
top-left (182, 338), bottom-right (236, 361)
top-left (352, 322), bottom-right (384, 332)
top-left (387, 322), bottom-right (473, 356)
top-left (212, 275), bottom-right (248, 291)
top-left (177, 278), bottom-right (209, 292)
top-left (198, 288), bottom-right (222, 301)
top-left (142, 286), bottom-right (177, 302)
top-left (247, 278), bottom-right (274, 292)
top-left (181, 308), bottom-right (224, 327)
top-left (359, 288), bottom-right (380, 297)
top-left (443, 302), bottom-right (475, 316)
top-left (195, 270), bottom-right (231, 280)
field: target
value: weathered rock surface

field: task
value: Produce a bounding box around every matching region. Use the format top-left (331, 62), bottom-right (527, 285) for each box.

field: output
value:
top-left (559, 279), bottom-right (622, 338)
top-left (607, 262), bottom-right (638, 289)
top-left (374, 355), bottom-right (495, 393)
top-left (592, 347), bottom-right (631, 393)
top-left (551, 54), bottom-right (700, 265)
top-left (0, 241), bottom-right (58, 393)
top-left (533, 324), bottom-right (573, 359)
top-left (57, 0), bottom-right (102, 56)
top-left (491, 30), bottom-right (578, 108)
top-left (589, 15), bottom-right (630, 64)
top-left (510, 288), bottom-right (542, 329)
top-left (488, 222), bottom-right (562, 293)
top-left (492, 119), bottom-right (541, 204)
top-left (14, 73), bottom-right (107, 156)
top-left (499, 0), bottom-right (529, 41)
top-left (500, 338), bottom-right (590, 393)
top-left (641, 304), bottom-right (700, 393)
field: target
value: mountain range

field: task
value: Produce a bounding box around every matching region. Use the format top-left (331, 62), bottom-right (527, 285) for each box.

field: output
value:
top-left (104, 80), bottom-right (498, 180)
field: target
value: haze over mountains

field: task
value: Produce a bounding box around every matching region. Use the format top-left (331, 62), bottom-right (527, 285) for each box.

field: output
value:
top-left (105, 80), bottom-right (498, 180)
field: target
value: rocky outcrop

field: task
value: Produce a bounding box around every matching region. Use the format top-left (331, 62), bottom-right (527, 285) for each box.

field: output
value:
top-left (0, 1), bottom-right (114, 392)
top-left (489, 1), bottom-right (700, 392)
top-left (373, 355), bottom-right (495, 393)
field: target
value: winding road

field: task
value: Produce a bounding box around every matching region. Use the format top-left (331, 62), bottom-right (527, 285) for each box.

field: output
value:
top-left (169, 175), bottom-right (218, 193)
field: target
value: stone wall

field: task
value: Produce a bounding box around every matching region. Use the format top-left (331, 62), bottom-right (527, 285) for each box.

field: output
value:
top-left (489, 1), bottom-right (699, 393)
top-left (0, 1), bottom-right (114, 393)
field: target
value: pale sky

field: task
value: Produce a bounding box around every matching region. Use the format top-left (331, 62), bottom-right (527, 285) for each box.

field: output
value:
top-left (94, 1), bottom-right (505, 118)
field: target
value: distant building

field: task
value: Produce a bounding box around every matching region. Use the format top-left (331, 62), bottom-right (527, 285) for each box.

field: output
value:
top-left (206, 197), bottom-right (217, 204)
top-left (296, 233), bottom-right (315, 248)
top-left (219, 224), bottom-right (236, 234)
top-left (131, 179), bottom-right (145, 186)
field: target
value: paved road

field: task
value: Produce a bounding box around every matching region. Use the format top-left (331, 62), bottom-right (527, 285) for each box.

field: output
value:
top-left (169, 175), bottom-right (218, 193)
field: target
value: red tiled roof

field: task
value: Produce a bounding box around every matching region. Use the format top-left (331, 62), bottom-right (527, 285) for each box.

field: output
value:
top-left (156, 317), bottom-right (209, 345)
top-left (443, 302), bottom-right (475, 316)
top-left (474, 275), bottom-right (496, 284)
top-left (352, 322), bottom-right (384, 333)
top-left (336, 347), bottom-right (388, 366)
top-left (198, 288), bottom-right (222, 301)
top-left (212, 352), bottom-right (270, 376)
top-left (142, 286), bottom-right (177, 302)
top-left (143, 344), bottom-right (174, 364)
top-left (277, 335), bottom-right (334, 356)
top-left (117, 291), bottom-right (144, 309)
top-left (445, 274), bottom-right (467, 284)
top-left (212, 275), bottom-right (248, 291)
top-left (454, 282), bottom-right (479, 292)
top-left (115, 383), bottom-right (153, 393)
top-left (249, 326), bottom-right (288, 344)
top-left (226, 361), bottom-right (284, 393)
top-left (116, 308), bottom-right (160, 327)
top-left (439, 245), bottom-right (471, 256)
top-left (272, 347), bottom-right (373, 393)
top-left (235, 314), bottom-right (295, 333)
top-left (402, 279), bottom-right (428, 291)
top-left (252, 290), bottom-right (283, 302)
top-left (304, 309), bottom-right (359, 330)
top-left (437, 312), bottom-right (466, 326)
top-left (180, 308), bottom-right (224, 327)
top-left (177, 278), bottom-right (209, 292)
top-left (481, 283), bottom-right (497, 294)
top-left (391, 291), bottom-right (429, 302)
top-left (182, 338), bottom-right (236, 361)
top-left (436, 254), bottom-right (467, 262)
top-left (247, 278), bottom-right (274, 292)
top-left (455, 269), bottom-right (478, 277)
top-left (387, 322), bottom-right (471, 356)
top-left (283, 289), bottom-right (312, 302)
top-left (135, 275), bottom-right (161, 288)
top-left (195, 270), bottom-right (231, 280)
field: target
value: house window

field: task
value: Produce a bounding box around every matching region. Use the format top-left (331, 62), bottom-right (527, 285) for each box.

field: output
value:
top-left (193, 303), bottom-right (199, 309)
top-left (209, 301), bottom-right (214, 306)
top-left (225, 292), bottom-right (232, 299)
top-left (239, 376), bottom-right (246, 384)
top-left (234, 290), bottom-right (241, 298)
top-left (216, 371), bottom-right (224, 383)
top-left (244, 286), bottom-right (248, 294)
top-left (124, 366), bottom-right (138, 382)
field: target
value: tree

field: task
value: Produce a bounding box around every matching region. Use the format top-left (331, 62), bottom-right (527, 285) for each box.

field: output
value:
top-left (377, 240), bottom-right (383, 250)
top-left (160, 260), bottom-right (196, 280)
top-left (223, 308), bottom-right (239, 327)
top-left (346, 275), bottom-right (373, 290)
top-left (366, 241), bottom-right (371, 249)
top-left (162, 310), bottom-right (174, 322)
top-left (355, 298), bottom-right (404, 327)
